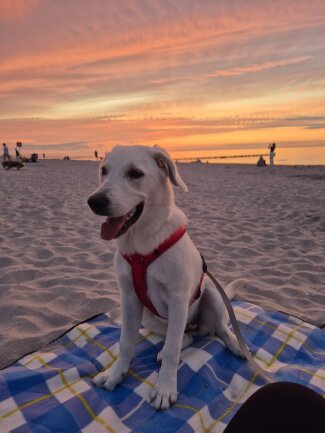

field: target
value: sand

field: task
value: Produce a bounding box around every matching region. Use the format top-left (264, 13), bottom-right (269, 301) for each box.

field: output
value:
top-left (0, 159), bottom-right (324, 369)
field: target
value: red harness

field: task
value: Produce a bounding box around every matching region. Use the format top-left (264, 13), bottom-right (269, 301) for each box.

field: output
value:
top-left (122, 226), bottom-right (204, 319)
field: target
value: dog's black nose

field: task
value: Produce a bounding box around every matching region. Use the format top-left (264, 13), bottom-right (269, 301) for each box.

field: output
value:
top-left (87, 193), bottom-right (109, 215)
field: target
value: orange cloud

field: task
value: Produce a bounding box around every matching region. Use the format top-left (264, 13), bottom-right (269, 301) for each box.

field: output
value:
top-left (1, 1), bottom-right (325, 163)
top-left (0, 0), bottom-right (39, 20)
top-left (209, 56), bottom-right (314, 77)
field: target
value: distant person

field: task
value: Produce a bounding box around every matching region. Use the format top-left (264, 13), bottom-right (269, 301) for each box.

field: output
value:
top-left (268, 143), bottom-right (276, 166)
top-left (15, 147), bottom-right (21, 161)
top-left (43, 153), bottom-right (46, 159)
top-left (94, 150), bottom-right (98, 159)
top-left (257, 155), bottom-right (266, 167)
top-left (16, 141), bottom-right (22, 158)
top-left (2, 143), bottom-right (11, 161)
top-left (30, 153), bottom-right (38, 163)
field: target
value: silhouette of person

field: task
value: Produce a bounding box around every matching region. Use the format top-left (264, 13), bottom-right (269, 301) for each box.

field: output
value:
top-left (2, 143), bottom-right (11, 161)
top-left (268, 143), bottom-right (276, 166)
top-left (257, 155), bottom-right (266, 166)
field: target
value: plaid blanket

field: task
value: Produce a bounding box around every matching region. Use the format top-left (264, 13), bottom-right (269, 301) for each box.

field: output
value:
top-left (0, 301), bottom-right (324, 433)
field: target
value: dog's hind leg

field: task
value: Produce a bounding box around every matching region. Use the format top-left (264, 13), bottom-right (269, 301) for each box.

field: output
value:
top-left (196, 281), bottom-right (245, 358)
top-left (215, 320), bottom-right (245, 358)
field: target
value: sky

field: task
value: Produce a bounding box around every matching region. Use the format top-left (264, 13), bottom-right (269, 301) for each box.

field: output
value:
top-left (1, 0), bottom-right (325, 163)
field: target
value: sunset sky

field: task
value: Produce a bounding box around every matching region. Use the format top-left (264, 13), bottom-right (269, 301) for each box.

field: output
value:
top-left (1, 0), bottom-right (325, 163)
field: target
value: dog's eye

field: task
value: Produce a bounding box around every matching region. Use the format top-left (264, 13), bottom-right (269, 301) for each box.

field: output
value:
top-left (128, 168), bottom-right (144, 179)
top-left (101, 166), bottom-right (108, 176)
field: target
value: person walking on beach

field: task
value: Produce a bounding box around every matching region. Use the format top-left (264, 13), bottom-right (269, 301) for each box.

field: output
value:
top-left (268, 143), bottom-right (276, 166)
top-left (2, 143), bottom-right (11, 161)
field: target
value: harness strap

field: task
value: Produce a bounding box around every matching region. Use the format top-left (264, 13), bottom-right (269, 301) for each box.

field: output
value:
top-left (122, 226), bottom-right (203, 319)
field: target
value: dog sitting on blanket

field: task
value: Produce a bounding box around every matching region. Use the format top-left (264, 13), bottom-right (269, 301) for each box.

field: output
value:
top-left (88, 145), bottom-right (246, 410)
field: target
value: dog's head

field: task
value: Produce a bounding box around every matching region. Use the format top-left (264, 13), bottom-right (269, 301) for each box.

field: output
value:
top-left (87, 145), bottom-right (187, 241)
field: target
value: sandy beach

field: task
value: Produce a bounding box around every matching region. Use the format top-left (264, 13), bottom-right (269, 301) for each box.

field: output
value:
top-left (0, 159), bottom-right (324, 370)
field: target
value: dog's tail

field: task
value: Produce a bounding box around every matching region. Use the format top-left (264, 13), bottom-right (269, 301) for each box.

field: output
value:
top-left (224, 278), bottom-right (249, 300)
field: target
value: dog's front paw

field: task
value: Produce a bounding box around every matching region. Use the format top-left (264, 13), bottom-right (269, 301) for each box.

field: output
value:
top-left (92, 370), bottom-right (126, 391)
top-left (150, 379), bottom-right (178, 410)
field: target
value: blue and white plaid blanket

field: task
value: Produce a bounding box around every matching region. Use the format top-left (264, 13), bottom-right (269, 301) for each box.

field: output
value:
top-left (0, 301), bottom-right (324, 433)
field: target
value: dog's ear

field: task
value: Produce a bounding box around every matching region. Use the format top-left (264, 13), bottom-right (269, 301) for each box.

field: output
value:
top-left (151, 146), bottom-right (188, 192)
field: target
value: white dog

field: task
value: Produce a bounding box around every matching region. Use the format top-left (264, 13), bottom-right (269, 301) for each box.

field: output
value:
top-left (88, 145), bottom-right (245, 410)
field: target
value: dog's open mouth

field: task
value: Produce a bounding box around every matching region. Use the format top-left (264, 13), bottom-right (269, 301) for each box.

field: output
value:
top-left (100, 202), bottom-right (144, 241)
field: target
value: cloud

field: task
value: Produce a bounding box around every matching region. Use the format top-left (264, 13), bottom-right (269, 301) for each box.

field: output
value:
top-left (0, 1), bottom-right (325, 157)
top-left (304, 124), bottom-right (325, 129)
top-left (0, 0), bottom-right (39, 20)
top-left (285, 116), bottom-right (325, 122)
top-left (284, 116), bottom-right (325, 130)
top-left (209, 56), bottom-right (314, 77)
top-left (31, 141), bottom-right (89, 151)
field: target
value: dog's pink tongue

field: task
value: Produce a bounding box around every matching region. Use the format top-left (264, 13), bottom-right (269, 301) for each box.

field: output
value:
top-left (101, 216), bottom-right (126, 241)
